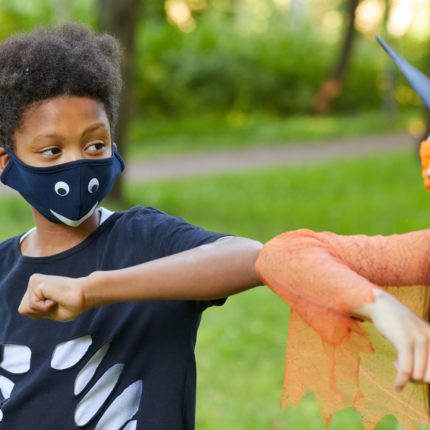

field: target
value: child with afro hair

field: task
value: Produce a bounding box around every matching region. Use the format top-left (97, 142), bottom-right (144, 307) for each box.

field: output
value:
top-left (0, 23), bottom-right (262, 430)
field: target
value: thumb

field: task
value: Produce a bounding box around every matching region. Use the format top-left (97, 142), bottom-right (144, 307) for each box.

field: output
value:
top-left (32, 295), bottom-right (57, 312)
top-left (34, 284), bottom-right (57, 310)
top-left (39, 298), bottom-right (56, 309)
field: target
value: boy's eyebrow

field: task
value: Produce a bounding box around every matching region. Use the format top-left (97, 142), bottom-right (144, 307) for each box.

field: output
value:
top-left (81, 123), bottom-right (109, 138)
top-left (32, 123), bottom-right (108, 142)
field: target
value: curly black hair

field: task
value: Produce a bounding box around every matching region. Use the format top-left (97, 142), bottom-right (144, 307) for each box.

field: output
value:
top-left (0, 23), bottom-right (122, 150)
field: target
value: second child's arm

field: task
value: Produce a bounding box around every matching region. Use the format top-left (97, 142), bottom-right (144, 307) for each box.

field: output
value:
top-left (256, 228), bottom-right (430, 391)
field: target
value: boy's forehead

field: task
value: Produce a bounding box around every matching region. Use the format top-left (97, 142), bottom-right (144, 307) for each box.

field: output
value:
top-left (16, 96), bottom-right (110, 140)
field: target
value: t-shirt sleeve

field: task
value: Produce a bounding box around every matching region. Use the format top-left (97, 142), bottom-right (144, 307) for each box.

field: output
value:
top-left (144, 207), bottom-right (231, 312)
top-left (145, 207), bottom-right (229, 255)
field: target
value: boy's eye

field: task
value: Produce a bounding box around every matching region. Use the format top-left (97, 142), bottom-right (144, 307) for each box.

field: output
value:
top-left (86, 142), bottom-right (106, 152)
top-left (40, 147), bottom-right (61, 157)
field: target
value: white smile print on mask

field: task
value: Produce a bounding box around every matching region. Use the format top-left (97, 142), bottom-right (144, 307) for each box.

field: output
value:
top-left (0, 149), bottom-right (125, 227)
top-left (50, 178), bottom-right (100, 227)
top-left (50, 201), bottom-right (100, 227)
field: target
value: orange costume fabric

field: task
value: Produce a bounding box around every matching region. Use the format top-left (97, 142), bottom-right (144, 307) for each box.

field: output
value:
top-left (256, 229), bottom-right (430, 429)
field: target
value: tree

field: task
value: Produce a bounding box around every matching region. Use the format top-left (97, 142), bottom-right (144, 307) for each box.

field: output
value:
top-left (97, 0), bottom-right (143, 203)
top-left (312, 0), bottom-right (360, 114)
top-left (54, 0), bottom-right (71, 24)
top-left (380, 0), bottom-right (397, 119)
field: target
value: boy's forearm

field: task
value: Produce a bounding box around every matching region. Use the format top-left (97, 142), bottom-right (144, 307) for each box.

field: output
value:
top-left (83, 236), bottom-right (262, 309)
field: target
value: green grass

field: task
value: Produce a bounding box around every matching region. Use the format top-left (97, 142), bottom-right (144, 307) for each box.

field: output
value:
top-left (1, 150), bottom-right (430, 429)
top-left (127, 110), bottom-right (422, 159)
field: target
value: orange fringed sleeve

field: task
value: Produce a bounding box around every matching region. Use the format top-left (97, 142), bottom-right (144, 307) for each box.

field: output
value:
top-left (256, 229), bottom-right (430, 429)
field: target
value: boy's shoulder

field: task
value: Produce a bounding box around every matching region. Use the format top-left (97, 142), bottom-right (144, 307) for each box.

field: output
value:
top-left (118, 205), bottom-right (171, 218)
top-left (111, 205), bottom-right (226, 257)
top-left (114, 205), bottom-right (184, 229)
top-left (105, 205), bottom-right (178, 240)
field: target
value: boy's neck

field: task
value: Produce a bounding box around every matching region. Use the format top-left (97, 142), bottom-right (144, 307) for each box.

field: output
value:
top-left (20, 208), bottom-right (101, 257)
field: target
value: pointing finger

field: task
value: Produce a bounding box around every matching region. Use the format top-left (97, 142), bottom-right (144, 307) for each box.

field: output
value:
top-left (394, 341), bottom-right (413, 392)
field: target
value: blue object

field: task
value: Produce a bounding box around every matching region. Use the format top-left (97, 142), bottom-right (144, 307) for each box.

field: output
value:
top-left (0, 149), bottom-right (124, 226)
top-left (376, 35), bottom-right (430, 111)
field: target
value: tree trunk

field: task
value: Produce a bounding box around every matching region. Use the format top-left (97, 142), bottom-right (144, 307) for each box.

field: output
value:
top-left (54, 0), bottom-right (70, 24)
top-left (381, 0), bottom-right (397, 119)
top-left (312, 0), bottom-right (360, 114)
top-left (289, 0), bottom-right (307, 30)
top-left (96, 0), bottom-right (142, 204)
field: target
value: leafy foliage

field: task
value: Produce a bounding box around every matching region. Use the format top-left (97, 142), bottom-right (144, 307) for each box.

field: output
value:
top-left (0, 0), bottom-right (427, 118)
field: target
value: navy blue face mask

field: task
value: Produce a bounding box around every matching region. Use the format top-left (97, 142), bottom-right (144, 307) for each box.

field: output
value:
top-left (0, 148), bottom-right (124, 227)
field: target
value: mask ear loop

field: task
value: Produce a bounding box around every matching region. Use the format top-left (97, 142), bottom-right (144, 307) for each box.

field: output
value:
top-left (419, 139), bottom-right (430, 191)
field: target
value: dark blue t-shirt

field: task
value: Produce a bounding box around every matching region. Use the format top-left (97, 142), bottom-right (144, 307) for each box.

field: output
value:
top-left (0, 206), bottom-right (227, 430)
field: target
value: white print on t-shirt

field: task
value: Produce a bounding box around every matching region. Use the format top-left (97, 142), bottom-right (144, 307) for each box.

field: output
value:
top-left (0, 336), bottom-right (142, 429)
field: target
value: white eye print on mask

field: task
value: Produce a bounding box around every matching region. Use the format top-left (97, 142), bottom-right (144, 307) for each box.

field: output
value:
top-left (426, 167), bottom-right (430, 179)
top-left (54, 181), bottom-right (70, 196)
top-left (88, 178), bottom-right (99, 194)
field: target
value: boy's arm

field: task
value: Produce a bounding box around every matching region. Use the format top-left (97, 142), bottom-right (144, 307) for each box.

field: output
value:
top-left (256, 228), bottom-right (430, 391)
top-left (18, 236), bottom-right (262, 320)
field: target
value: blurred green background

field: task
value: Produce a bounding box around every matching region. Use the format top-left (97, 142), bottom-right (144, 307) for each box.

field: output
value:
top-left (0, 0), bottom-right (428, 158)
top-left (1, 0), bottom-right (430, 428)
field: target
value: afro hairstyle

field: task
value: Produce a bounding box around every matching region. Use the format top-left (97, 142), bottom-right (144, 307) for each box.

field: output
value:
top-left (0, 23), bottom-right (122, 150)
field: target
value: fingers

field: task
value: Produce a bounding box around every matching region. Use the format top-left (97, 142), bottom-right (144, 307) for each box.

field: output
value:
top-left (394, 341), bottom-right (413, 392)
top-left (18, 273), bottom-right (58, 319)
top-left (18, 293), bottom-right (57, 319)
top-left (394, 327), bottom-right (430, 391)
top-left (425, 344), bottom-right (430, 383)
top-left (412, 335), bottom-right (428, 383)
top-left (18, 273), bottom-right (85, 322)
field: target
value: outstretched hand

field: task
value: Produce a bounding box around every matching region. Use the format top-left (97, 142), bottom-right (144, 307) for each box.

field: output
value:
top-left (18, 273), bottom-right (87, 322)
top-left (356, 288), bottom-right (430, 392)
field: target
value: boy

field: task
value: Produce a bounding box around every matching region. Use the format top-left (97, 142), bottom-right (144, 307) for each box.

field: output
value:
top-left (0, 24), bottom-right (261, 429)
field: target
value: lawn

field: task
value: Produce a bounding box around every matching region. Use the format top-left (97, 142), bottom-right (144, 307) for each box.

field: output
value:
top-left (0, 149), bottom-right (429, 429)
top-left (127, 110), bottom-right (422, 159)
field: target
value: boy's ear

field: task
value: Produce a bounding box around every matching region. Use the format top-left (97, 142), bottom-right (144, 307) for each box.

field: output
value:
top-left (0, 147), bottom-right (10, 173)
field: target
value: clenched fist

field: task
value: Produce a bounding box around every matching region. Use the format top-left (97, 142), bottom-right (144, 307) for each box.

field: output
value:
top-left (18, 273), bottom-right (88, 322)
